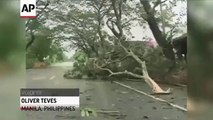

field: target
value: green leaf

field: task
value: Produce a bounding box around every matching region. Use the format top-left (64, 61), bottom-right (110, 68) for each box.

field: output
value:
top-left (81, 110), bottom-right (85, 117)
top-left (85, 110), bottom-right (90, 117)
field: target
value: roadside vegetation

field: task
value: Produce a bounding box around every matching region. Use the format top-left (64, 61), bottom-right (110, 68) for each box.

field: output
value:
top-left (25, 0), bottom-right (187, 91)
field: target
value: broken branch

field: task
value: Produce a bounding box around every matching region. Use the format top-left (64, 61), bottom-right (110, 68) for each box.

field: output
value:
top-left (113, 81), bottom-right (186, 112)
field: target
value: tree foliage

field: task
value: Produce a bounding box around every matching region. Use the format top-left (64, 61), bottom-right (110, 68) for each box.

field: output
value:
top-left (35, 0), bottom-right (186, 84)
top-left (25, 0), bottom-right (67, 68)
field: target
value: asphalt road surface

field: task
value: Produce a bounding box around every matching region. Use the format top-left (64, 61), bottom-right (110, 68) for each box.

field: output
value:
top-left (24, 62), bottom-right (187, 120)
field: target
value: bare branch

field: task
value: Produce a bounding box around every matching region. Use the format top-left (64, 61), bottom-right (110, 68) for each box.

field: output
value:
top-left (26, 29), bottom-right (35, 50)
top-left (122, 17), bottom-right (137, 28)
top-left (36, 1), bottom-right (50, 18)
top-left (165, 25), bottom-right (176, 41)
top-left (109, 0), bottom-right (123, 38)
top-left (94, 63), bottom-right (144, 78)
top-left (102, 55), bottom-right (129, 68)
top-left (113, 81), bottom-right (186, 111)
top-left (106, 18), bottom-right (120, 38)
top-left (152, 0), bottom-right (168, 12)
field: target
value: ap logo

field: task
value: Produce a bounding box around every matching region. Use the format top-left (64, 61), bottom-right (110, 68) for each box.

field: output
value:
top-left (20, 0), bottom-right (36, 18)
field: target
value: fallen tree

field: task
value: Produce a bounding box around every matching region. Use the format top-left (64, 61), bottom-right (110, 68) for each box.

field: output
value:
top-left (95, 39), bottom-right (171, 94)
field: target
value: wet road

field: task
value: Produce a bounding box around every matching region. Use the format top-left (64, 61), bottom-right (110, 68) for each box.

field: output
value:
top-left (24, 63), bottom-right (187, 120)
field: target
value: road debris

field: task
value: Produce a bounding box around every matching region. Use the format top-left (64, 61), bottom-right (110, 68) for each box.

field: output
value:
top-left (113, 81), bottom-right (187, 112)
top-left (80, 108), bottom-right (126, 119)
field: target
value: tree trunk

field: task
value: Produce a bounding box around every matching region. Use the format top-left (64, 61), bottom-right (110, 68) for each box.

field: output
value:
top-left (140, 0), bottom-right (175, 62)
top-left (26, 31), bottom-right (35, 51)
